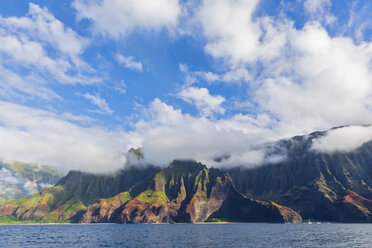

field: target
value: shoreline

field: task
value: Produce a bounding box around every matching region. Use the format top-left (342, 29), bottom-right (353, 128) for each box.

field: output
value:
top-left (0, 221), bottom-right (346, 225)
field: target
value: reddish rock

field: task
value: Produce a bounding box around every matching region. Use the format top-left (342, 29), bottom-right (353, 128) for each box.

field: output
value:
top-left (0, 204), bottom-right (16, 216)
top-left (81, 192), bottom-right (131, 223)
top-left (343, 190), bottom-right (372, 215)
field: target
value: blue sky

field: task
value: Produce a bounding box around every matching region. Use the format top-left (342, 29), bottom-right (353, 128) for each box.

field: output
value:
top-left (1, 0), bottom-right (372, 173)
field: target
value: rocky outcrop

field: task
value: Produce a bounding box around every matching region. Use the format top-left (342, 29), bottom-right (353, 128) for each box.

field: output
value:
top-left (119, 199), bottom-right (176, 223)
top-left (81, 192), bottom-right (131, 223)
top-left (0, 204), bottom-right (16, 216)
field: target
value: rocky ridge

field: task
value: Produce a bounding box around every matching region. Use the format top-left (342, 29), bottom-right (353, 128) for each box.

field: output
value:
top-left (0, 160), bottom-right (301, 223)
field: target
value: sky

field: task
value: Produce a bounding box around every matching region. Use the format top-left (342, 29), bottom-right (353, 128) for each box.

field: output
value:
top-left (0, 0), bottom-right (372, 173)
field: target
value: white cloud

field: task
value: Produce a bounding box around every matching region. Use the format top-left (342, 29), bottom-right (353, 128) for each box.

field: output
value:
top-left (134, 99), bottom-right (277, 167)
top-left (0, 3), bottom-right (98, 85)
top-left (221, 68), bottom-right (250, 82)
top-left (0, 101), bottom-right (126, 174)
top-left (73, 0), bottom-right (181, 38)
top-left (303, 0), bottom-right (335, 24)
top-left (113, 80), bottom-right (127, 95)
top-left (116, 53), bottom-right (143, 72)
top-left (179, 63), bottom-right (250, 85)
top-left (2, 3), bottom-right (88, 64)
top-left (196, 0), bottom-right (286, 67)
top-left (82, 93), bottom-right (113, 115)
top-left (346, 2), bottom-right (372, 42)
top-left (0, 99), bottom-right (278, 172)
top-left (0, 65), bottom-right (59, 101)
top-left (178, 87), bottom-right (225, 116)
top-left (304, 0), bottom-right (330, 14)
top-left (311, 126), bottom-right (372, 153)
top-left (192, 0), bottom-right (372, 142)
top-left (256, 23), bottom-right (372, 136)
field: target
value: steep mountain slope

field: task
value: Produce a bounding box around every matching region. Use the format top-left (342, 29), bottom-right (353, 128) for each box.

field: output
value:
top-left (0, 160), bottom-right (301, 223)
top-left (0, 165), bottom-right (160, 222)
top-left (0, 160), bottom-right (63, 204)
top-left (227, 129), bottom-right (372, 222)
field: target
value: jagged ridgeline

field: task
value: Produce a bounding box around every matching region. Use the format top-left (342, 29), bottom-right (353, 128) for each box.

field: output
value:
top-left (0, 160), bottom-right (300, 223)
top-left (0, 160), bottom-right (63, 204)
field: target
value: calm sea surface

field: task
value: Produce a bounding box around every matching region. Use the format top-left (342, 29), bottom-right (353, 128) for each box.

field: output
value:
top-left (0, 223), bottom-right (371, 247)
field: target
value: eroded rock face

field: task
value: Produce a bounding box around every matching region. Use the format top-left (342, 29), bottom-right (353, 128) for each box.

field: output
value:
top-left (0, 204), bottom-right (16, 216)
top-left (93, 161), bottom-right (301, 224)
top-left (119, 199), bottom-right (176, 223)
top-left (18, 203), bottom-right (50, 220)
top-left (186, 174), bottom-right (232, 223)
top-left (273, 203), bottom-right (303, 223)
top-left (81, 192), bottom-right (131, 223)
top-left (0, 160), bottom-right (301, 223)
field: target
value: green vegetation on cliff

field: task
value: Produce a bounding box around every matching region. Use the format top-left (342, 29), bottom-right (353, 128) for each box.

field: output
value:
top-left (44, 197), bottom-right (86, 221)
top-left (136, 190), bottom-right (169, 204)
top-left (0, 160), bottom-right (302, 224)
top-left (106, 192), bottom-right (132, 205)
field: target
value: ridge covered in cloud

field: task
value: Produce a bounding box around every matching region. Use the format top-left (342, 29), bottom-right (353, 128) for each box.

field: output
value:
top-left (311, 126), bottom-right (372, 153)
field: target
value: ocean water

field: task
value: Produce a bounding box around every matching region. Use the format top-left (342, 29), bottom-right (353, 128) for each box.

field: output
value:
top-left (0, 223), bottom-right (371, 248)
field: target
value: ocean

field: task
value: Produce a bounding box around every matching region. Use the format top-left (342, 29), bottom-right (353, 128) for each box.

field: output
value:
top-left (0, 223), bottom-right (370, 247)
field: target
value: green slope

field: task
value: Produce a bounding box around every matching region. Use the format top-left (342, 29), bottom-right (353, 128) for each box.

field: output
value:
top-left (0, 160), bottom-right (63, 204)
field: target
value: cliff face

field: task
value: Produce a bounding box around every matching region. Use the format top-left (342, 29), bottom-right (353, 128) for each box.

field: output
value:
top-left (0, 160), bottom-right (301, 223)
top-left (80, 161), bottom-right (300, 223)
top-left (227, 130), bottom-right (372, 222)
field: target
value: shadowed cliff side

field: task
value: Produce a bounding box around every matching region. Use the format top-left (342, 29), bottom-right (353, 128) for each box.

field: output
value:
top-left (227, 130), bottom-right (372, 222)
top-left (81, 160), bottom-right (301, 223)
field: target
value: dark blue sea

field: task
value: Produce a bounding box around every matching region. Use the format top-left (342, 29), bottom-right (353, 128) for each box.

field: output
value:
top-left (0, 223), bottom-right (371, 247)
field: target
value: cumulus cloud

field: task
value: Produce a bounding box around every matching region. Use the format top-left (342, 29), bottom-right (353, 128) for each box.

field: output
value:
top-left (256, 22), bottom-right (372, 136)
top-left (311, 126), bottom-right (372, 153)
top-left (131, 98), bottom-right (280, 167)
top-left (116, 53), bottom-right (143, 72)
top-left (0, 99), bottom-right (279, 172)
top-left (0, 101), bottom-right (127, 174)
top-left (73, 0), bottom-right (181, 38)
top-left (0, 3), bottom-right (100, 105)
top-left (192, 0), bottom-right (372, 140)
top-left (0, 3), bottom-right (98, 85)
top-left (196, 0), bottom-right (286, 67)
top-left (82, 93), bottom-right (113, 115)
top-left (178, 87), bottom-right (225, 116)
